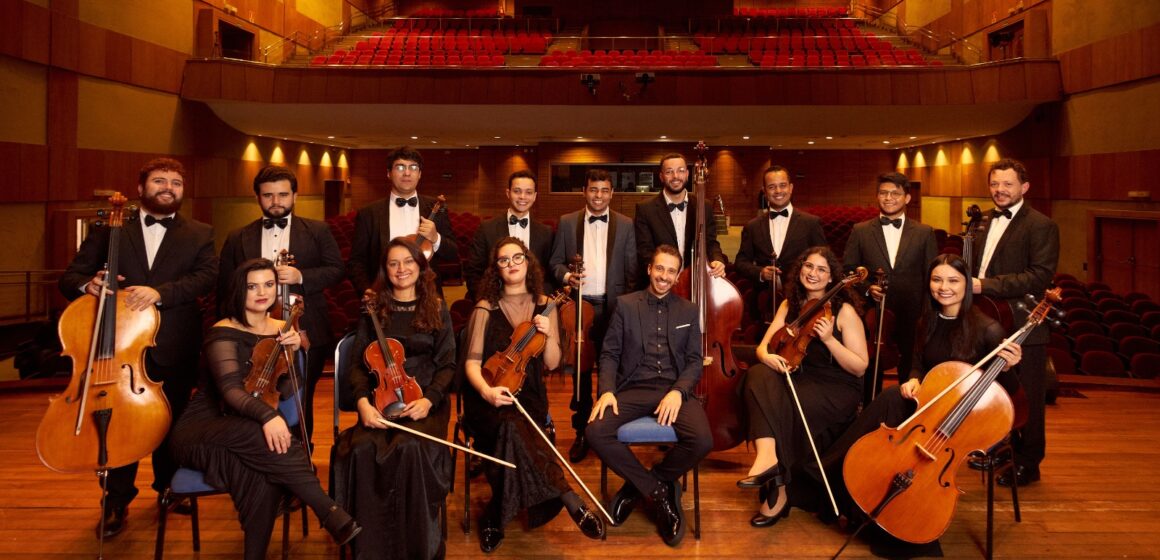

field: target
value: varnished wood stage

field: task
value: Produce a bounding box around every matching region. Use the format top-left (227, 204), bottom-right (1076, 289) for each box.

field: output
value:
top-left (5, 376), bottom-right (1159, 559)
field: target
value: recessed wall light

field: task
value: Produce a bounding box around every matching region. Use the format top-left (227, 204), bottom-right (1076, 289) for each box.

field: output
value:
top-left (659, 135), bottom-right (667, 139)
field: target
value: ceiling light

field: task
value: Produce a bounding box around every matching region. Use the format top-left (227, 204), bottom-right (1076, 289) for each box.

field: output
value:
top-left (493, 136), bottom-right (501, 139)
top-left (659, 135), bottom-right (667, 139)
top-left (909, 136), bottom-right (917, 139)
top-left (327, 135), bottom-right (335, 139)
top-left (742, 136), bottom-right (750, 140)
top-left (430, 140), bottom-right (437, 144)
top-left (577, 136), bottom-right (584, 139)
top-left (807, 141), bottom-right (815, 145)
top-left (825, 136), bottom-right (833, 140)
top-left (411, 136), bottom-right (419, 140)
top-left (883, 140), bottom-right (891, 144)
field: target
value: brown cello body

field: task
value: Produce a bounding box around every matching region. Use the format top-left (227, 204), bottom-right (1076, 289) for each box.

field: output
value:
top-left (842, 360), bottom-right (1013, 543)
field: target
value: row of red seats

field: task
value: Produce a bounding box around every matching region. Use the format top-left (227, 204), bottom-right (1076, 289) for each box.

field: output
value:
top-left (697, 31), bottom-right (894, 55)
top-left (311, 52), bottom-right (506, 66)
top-left (1048, 273), bottom-right (1158, 378)
top-left (405, 8), bottom-right (503, 19)
top-left (733, 6), bottom-right (849, 18)
top-left (539, 50), bottom-right (716, 67)
top-left (352, 33), bottom-right (550, 54)
top-left (695, 17), bottom-right (858, 36)
top-left (754, 52), bottom-right (940, 68)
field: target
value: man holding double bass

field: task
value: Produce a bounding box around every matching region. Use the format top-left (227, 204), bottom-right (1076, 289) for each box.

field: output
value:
top-left (59, 158), bottom-right (217, 538)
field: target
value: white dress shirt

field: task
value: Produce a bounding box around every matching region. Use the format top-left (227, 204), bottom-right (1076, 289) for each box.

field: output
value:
top-left (140, 209), bottom-right (174, 269)
top-left (978, 199), bottom-right (1023, 279)
top-left (389, 193), bottom-right (441, 252)
top-left (261, 213), bottom-right (293, 265)
top-left (881, 214), bottom-right (905, 268)
top-left (581, 210), bottom-right (609, 297)
top-left (506, 210), bottom-right (531, 248)
top-left (664, 191), bottom-right (689, 259)
top-left (768, 203), bottom-right (794, 257)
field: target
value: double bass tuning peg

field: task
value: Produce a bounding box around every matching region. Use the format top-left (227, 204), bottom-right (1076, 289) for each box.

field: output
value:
top-left (1048, 319), bottom-right (1063, 329)
top-left (1023, 294), bottom-right (1039, 305)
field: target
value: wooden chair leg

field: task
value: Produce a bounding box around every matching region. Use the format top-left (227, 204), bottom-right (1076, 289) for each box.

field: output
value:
top-left (693, 464), bottom-right (701, 540)
top-left (190, 497), bottom-right (201, 552)
top-left (281, 505), bottom-right (290, 560)
top-left (155, 495), bottom-right (169, 560)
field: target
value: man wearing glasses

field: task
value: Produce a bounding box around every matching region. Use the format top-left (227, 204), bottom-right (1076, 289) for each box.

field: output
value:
top-left (549, 169), bottom-right (637, 463)
top-left (348, 146), bottom-right (458, 294)
top-left (734, 165), bottom-right (826, 333)
top-left (842, 171), bottom-right (937, 401)
top-left (633, 153), bottom-right (727, 287)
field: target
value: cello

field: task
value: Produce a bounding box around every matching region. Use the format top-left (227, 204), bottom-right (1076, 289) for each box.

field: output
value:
top-left (674, 141), bottom-right (746, 452)
top-left (361, 292), bottom-right (424, 419)
top-left (841, 289), bottom-right (1061, 546)
top-left (37, 193), bottom-right (171, 474)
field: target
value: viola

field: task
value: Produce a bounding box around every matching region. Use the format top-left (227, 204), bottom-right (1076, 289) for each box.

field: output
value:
top-left (558, 255), bottom-right (596, 375)
top-left (36, 193), bottom-right (171, 474)
top-left (271, 249), bottom-right (310, 350)
top-left (244, 301), bottom-right (305, 409)
top-left (361, 293), bottom-right (424, 419)
top-left (962, 205), bottom-right (1014, 331)
top-left (482, 289), bottom-right (570, 395)
top-left (402, 194), bottom-right (446, 260)
top-left (765, 267), bottom-right (868, 372)
top-left (842, 288), bottom-right (1061, 544)
top-left (674, 141), bottom-right (746, 452)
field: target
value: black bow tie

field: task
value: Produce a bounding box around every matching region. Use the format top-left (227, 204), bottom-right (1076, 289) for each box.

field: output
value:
top-left (991, 208), bottom-right (1013, 220)
top-left (395, 197), bottom-right (418, 207)
top-left (879, 216), bottom-right (902, 229)
top-left (588, 214), bottom-right (608, 224)
top-left (263, 217), bottom-right (288, 229)
top-left (667, 201), bottom-right (687, 212)
top-left (769, 209), bottom-right (789, 219)
top-left (144, 215), bottom-right (174, 228)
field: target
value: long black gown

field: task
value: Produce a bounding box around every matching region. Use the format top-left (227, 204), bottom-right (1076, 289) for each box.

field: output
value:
top-left (171, 326), bottom-right (338, 560)
top-left (742, 302), bottom-right (863, 501)
top-left (462, 295), bottom-right (571, 530)
top-left (330, 300), bottom-right (456, 560)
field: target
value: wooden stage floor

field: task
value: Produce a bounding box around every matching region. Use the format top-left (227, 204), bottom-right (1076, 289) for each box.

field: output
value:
top-left (4, 376), bottom-right (1159, 559)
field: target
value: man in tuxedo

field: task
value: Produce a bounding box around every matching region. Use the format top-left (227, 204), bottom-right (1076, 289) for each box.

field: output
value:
top-left (59, 158), bottom-right (217, 538)
top-left (218, 165), bottom-right (345, 444)
top-left (465, 170), bottom-right (555, 299)
top-left (549, 169), bottom-right (638, 462)
top-left (348, 146), bottom-right (458, 295)
top-left (586, 245), bottom-right (712, 547)
top-left (971, 158), bottom-right (1059, 487)
top-left (634, 153), bottom-right (726, 286)
top-left (843, 172), bottom-right (937, 402)
top-left (734, 165), bottom-right (826, 330)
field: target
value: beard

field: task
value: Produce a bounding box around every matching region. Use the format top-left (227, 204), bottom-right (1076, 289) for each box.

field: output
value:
top-left (140, 190), bottom-right (182, 215)
top-left (663, 180), bottom-right (686, 195)
top-left (262, 203), bottom-right (293, 219)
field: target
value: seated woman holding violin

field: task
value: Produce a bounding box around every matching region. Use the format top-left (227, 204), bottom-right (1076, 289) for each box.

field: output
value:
top-left (170, 258), bottom-right (360, 560)
top-left (737, 246), bottom-right (868, 528)
top-left (462, 237), bottom-right (605, 553)
top-left (330, 238), bottom-right (456, 560)
top-left (814, 253), bottom-right (1022, 558)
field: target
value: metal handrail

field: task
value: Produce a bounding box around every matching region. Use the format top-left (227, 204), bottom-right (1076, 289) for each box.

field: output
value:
top-left (854, 2), bottom-right (984, 63)
top-left (0, 269), bottom-right (64, 324)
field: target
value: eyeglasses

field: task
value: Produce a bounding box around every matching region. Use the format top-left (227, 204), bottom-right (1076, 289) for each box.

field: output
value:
top-left (496, 253), bottom-right (526, 268)
top-left (392, 163), bottom-right (421, 172)
top-left (877, 190), bottom-right (906, 199)
top-left (660, 168), bottom-right (688, 177)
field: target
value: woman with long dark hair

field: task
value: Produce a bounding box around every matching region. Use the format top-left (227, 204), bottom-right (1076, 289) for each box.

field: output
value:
top-left (331, 238), bottom-right (455, 559)
top-left (737, 246), bottom-right (869, 528)
top-left (170, 258), bottom-right (360, 560)
top-left (462, 237), bottom-right (604, 553)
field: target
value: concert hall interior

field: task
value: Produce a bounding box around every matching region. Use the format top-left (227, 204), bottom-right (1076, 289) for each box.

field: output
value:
top-left (1, 0), bottom-right (1159, 558)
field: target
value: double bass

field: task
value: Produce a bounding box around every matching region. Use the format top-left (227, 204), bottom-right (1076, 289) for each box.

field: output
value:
top-left (961, 205), bottom-right (1014, 331)
top-left (841, 289), bottom-right (1060, 545)
top-left (37, 193), bottom-right (171, 474)
top-left (864, 268), bottom-right (900, 403)
top-left (674, 141), bottom-right (745, 452)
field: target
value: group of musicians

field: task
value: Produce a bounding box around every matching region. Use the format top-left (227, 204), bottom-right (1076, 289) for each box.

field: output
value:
top-left (58, 146), bottom-right (1059, 559)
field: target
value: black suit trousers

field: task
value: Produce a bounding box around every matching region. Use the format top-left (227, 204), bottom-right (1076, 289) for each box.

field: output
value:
top-left (585, 385), bottom-right (712, 495)
top-left (301, 339), bottom-right (336, 447)
top-left (1012, 344), bottom-right (1047, 468)
top-left (567, 300), bottom-right (608, 432)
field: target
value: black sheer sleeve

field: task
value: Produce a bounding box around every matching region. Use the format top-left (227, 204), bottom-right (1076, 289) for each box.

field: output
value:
top-left (424, 304), bottom-right (457, 408)
top-left (349, 315), bottom-right (377, 403)
top-left (205, 336), bottom-right (279, 425)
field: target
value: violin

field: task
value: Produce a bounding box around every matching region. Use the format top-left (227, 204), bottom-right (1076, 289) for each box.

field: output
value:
top-left (482, 289), bottom-right (570, 395)
top-left (271, 249), bottom-right (310, 350)
top-left (842, 288), bottom-right (1060, 544)
top-left (37, 193), bottom-right (170, 474)
top-left (244, 301), bottom-right (304, 409)
top-left (361, 292), bottom-right (424, 419)
top-left (766, 267), bottom-right (868, 372)
top-left (674, 141), bottom-right (746, 452)
top-left (402, 194), bottom-right (446, 260)
top-left (864, 268), bottom-right (900, 401)
top-left (962, 205), bottom-right (1014, 331)
top-left (559, 255), bottom-right (596, 375)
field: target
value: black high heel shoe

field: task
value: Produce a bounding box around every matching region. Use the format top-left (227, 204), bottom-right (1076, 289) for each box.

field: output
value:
top-left (737, 463), bottom-right (782, 488)
top-left (750, 481), bottom-right (790, 528)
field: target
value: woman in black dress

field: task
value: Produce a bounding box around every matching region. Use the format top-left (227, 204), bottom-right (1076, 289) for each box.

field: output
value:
top-left (171, 258), bottom-right (360, 560)
top-left (737, 246), bottom-right (869, 527)
top-left (330, 238), bottom-right (456, 560)
top-left (818, 253), bottom-right (1022, 558)
top-left (462, 237), bottom-right (604, 553)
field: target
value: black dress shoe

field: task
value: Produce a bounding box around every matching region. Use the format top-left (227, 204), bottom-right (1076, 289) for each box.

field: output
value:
top-left (608, 482), bottom-right (640, 525)
top-left (737, 463), bottom-right (783, 488)
top-left (997, 464), bottom-right (1040, 488)
top-left (321, 504), bottom-right (362, 547)
top-left (479, 526), bottom-right (504, 553)
top-left (651, 481), bottom-right (685, 547)
top-left (750, 481), bottom-right (790, 528)
top-left (568, 434), bottom-right (589, 463)
top-left (570, 505), bottom-right (606, 539)
top-left (96, 506), bottom-right (127, 539)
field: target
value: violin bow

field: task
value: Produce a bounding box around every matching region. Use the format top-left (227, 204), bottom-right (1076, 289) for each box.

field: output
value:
top-left (870, 268), bottom-right (888, 402)
top-left (375, 417), bottom-right (516, 469)
top-left (503, 389), bottom-right (614, 523)
top-left (782, 367), bottom-right (841, 517)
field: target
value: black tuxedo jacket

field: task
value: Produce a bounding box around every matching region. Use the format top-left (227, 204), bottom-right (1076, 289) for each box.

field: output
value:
top-left (347, 194), bottom-right (458, 294)
top-left (598, 290), bottom-right (703, 398)
top-left (59, 213), bottom-right (217, 369)
top-left (549, 209), bottom-right (637, 305)
top-left (971, 205), bottom-right (1059, 345)
top-left (734, 209), bottom-right (827, 283)
top-left (465, 213), bottom-right (555, 299)
top-left (634, 193), bottom-right (725, 277)
top-left (842, 217), bottom-right (938, 317)
top-left (218, 215), bottom-right (345, 347)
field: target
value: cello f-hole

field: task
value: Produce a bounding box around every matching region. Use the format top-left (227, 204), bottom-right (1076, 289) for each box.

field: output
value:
top-left (936, 449), bottom-right (956, 488)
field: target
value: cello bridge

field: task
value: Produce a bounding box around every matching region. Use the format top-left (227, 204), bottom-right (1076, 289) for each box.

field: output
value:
top-left (914, 443), bottom-right (937, 461)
